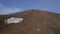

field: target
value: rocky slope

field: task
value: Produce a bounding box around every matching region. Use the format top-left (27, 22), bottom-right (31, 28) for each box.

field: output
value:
top-left (0, 9), bottom-right (60, 34)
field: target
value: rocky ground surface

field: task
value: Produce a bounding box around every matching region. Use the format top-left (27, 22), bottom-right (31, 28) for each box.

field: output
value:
top-left (0, 9), bottom-right (60, 34)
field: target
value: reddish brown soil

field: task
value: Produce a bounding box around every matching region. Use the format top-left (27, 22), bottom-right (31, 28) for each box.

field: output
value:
top-left (0, 9), bottom-right (60, 34)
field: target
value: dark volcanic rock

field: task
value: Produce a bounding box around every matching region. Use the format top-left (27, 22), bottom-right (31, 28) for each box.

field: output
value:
top-left (0, 9), bottom-right (60, 34)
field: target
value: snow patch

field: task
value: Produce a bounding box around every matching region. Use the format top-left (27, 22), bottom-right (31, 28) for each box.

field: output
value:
top-left (5, 17), bottom-right (23, 24)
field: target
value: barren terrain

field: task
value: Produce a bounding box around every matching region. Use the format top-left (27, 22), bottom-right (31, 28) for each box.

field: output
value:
top-left (0, 9), bottom-right (60, 34)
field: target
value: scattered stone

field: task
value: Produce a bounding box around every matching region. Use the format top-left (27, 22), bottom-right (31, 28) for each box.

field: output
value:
top-left (36, 28), bottom-right (40, 32)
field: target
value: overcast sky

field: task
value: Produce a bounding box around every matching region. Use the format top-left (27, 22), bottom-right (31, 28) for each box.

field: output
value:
top-left (0, 0), bottom-right (60, 14)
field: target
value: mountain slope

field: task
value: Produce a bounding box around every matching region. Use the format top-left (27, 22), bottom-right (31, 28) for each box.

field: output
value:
top-left (0, 9), bottom-right (60, 34)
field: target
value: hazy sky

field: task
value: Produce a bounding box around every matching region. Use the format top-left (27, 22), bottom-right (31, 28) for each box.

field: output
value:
top-left (0, 0), bottom-right (60, 14)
